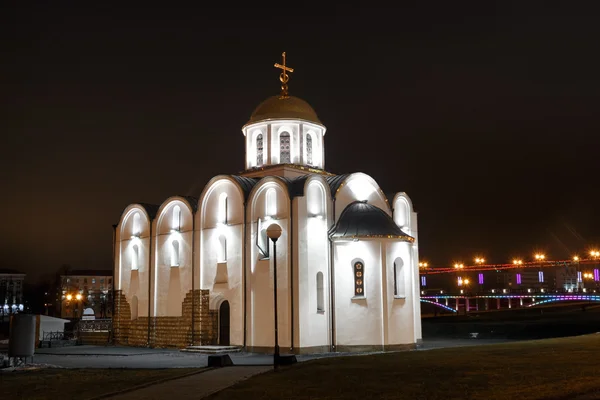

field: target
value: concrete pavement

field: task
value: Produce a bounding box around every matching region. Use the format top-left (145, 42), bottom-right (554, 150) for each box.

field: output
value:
top-left (24, 338), bottom-right (515, 369)
top-left (97, 366), bottom-right (272, 400)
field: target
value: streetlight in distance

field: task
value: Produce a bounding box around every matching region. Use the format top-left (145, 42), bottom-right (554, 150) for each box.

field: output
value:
top-left (590, 250), bottom-right (600, 259)
top-left (266, 224), bottom-right (282, 369)
top-left (454, 263), bottom-right (464, 269)
top-left (534, 253), bottom-right (546, 261)
top-left (419, 262), bottom-right (428, 268)
top-left (513, 259), bottom-right (523, 265)
top-left (474, 257), bottom-right (485, 265)
top-left (573, 256), bottom-right (580, 262)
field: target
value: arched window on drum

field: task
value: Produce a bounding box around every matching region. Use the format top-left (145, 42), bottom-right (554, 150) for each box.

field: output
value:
top-left (280, 131), bottom-right (291, 163)
top-left (256, 133), bottom-right (264, 166)
top-left (306, 133), bottom-right (313, 165)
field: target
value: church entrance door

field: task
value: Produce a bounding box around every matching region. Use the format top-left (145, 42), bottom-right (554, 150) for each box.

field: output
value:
top-left (218, 300), bottom-right (230, 346)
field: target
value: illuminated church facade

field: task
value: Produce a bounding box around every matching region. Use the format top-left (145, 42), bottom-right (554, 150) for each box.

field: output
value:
top-left (113, 55), bottom-right (422, 353)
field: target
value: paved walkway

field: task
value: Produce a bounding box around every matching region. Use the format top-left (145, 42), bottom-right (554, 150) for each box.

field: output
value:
top-left (102, 366), bottom-right (272, 400)
top-left (25, 338), bottom-right (514, 369)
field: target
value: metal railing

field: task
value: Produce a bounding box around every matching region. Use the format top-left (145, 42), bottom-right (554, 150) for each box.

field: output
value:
top-left (78, 318), bottom-right (112, 332)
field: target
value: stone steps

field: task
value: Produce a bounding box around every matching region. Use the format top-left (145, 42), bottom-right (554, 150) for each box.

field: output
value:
top-left (181, 345), bottom-right (242, 354)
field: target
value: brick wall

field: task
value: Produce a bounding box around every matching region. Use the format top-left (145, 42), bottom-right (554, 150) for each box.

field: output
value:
top-left (207, 310), bottom-right (218, 345)
top-left (113, 290), bottom-right (131, 345)
top-left (112, 289), bottom-right (211, 348)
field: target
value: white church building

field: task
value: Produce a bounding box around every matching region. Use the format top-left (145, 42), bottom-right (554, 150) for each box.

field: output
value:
top-left (113, 55), bottom-right (422, 353)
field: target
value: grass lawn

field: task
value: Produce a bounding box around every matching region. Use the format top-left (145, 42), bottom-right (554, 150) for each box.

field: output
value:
top-left (209, 334), bottom-right (600, 400)
top-left (2, 368), bottom-right (203, 400)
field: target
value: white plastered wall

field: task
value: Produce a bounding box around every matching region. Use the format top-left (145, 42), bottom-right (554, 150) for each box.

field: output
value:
top-left (243, 120), bottom-right (325, 170)
top-left (198, 176), bottom-right (246, 346)
top-left (392, 192), bottom-right (422, 342)
top-left (301, 123), bottom-right (324, 169)
top-left (152, 198), bottom-right (194, 317)
top-left (244, 124), bottom-right (268, 169)
top-left (116, 205), bottom-right (152, 319)
top-left (296, 177), bottom-right (331, 349)
top-left (246, 178), bottom-right (291, 350)
top-left (332, 239), bottom-right (383, 347)
top-left (385, 240), bottom-right (419, 345)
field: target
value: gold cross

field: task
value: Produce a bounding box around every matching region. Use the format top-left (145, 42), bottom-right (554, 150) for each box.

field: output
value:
top-left (274, 52), bottom-right (294, 97)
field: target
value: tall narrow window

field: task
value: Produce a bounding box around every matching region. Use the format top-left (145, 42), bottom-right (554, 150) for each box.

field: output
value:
top-left (394, 262), bottom-right (398, 296)
top-left (266, 188), bottom-right (276, 217)
top-left (171, 240), bottom-right (180, 267)
top-left (132, 213), bottom-right (140, 236)
top-left (131, 244), bottom-right (139, 270)
top-left (316, 272), bottom-right (324, 312)
top-left (172, 205), bottom-right (181, 231)
top-left (218, 235), bottom-right (227, 263)
top-left (306, 134), bottom-right (313, 165)
top-left (218, 193), bottom-right (228, 224)
top-left (256, 133), bottom-right (264, 165)
top-left (280, 132), bottom-right (290, 163)
top-left (354, 261), bottom-right (364, 296)
top-left (394, 258), bottom-right (405, 297)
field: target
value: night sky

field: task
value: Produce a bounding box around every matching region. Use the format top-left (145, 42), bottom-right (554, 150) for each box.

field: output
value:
top-left (3, 4), bottom-right (600, 282)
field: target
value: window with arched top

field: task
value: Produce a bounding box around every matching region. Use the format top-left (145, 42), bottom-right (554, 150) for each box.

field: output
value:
top-left (280, 132), bottom-right (290, 163)
top-left (354, 261), bottom-right (364, 297)
top-left (171, 240), bottom-right (180, 267)
top-left (266, 188), bottom-right (276, 217)
top-left (256, 133), bottom-right (264, 165)
top-left (394, 258), bottom-right (405, 297)
top-left (218, 235), bottom-right (227, 263)
top-left (316, 272), bottom-right (324, 312)
top-left (306, 134), bottom-right (313, 165)
top-left (218, 193), bottom-right (228, 224)
top-left (172, 205), bottom-right (181, 231)
top-left (132, 213), bottom-right (140, 236)
top-left (307, 182), bottom-right (324, 217)
top-left (131, 244), bottom-right (139, 270)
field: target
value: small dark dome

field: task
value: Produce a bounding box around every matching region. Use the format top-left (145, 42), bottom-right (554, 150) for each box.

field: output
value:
top-left (246, 95), bottom-right (322, 126)
top-left (329, 201), bottom-right (414, 241)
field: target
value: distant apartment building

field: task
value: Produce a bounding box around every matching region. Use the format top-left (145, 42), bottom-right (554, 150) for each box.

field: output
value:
top-left (59, 270), bottom-right (113, 319)
top-left (0, 269), bottom-right (26, 320)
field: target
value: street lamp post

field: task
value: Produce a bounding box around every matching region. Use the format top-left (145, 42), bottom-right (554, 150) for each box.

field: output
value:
top-left (266, 224), bottom-right (282, 369)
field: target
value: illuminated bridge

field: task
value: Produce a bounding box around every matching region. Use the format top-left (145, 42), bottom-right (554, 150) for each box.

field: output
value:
top-left (420, 293), bottom-right (600, 314)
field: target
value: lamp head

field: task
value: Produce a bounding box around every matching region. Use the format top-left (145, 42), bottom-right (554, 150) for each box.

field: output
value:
top-left (266, 223), bottom-right (282, 242)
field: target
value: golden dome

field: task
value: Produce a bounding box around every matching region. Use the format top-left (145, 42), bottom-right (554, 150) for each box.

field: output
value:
top-left (246, 95), bottom-right (322, 126)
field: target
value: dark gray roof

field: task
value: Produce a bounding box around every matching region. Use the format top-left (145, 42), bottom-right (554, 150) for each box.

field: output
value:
top-left (136, 203), bottom-right (160, 220)
top-left (287, 175), bottom-right (310, 198)
top-left (231, 175), bottom-right (259, 201)
top-left (270, 176), bottom-right (310, 198)
top-left (329, 201), bottom-right (414, 241)
top-left (326, 174), bottom-right (351, 198)
top-left (180, 196), bottom-right (198, 212)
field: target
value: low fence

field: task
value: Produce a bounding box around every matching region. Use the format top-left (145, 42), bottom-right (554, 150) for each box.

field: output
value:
top-left (78, 318), bottom-right (112, 333)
